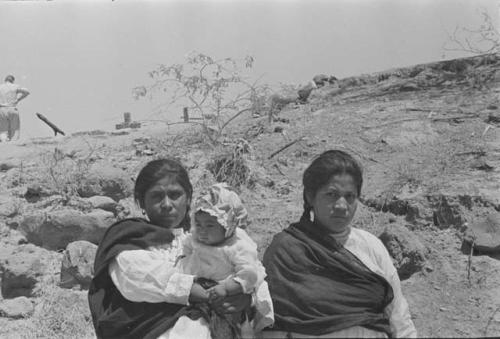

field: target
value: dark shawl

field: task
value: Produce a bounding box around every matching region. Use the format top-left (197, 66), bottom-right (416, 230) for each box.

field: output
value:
top-left (263, 219), bottom-right (394, 336)
top-left (89, 218), bottom-right (217, 339)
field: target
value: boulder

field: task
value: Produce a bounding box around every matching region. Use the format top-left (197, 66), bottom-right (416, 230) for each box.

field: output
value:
top-left (0, 194), bottom-right (20, 218)
top-left (85, 195), bottom-right (118, 213)
top-left (19, 208), bottom-right (115, 250)
top-left (312, 74), bottom-right (330, 87)
top-left (24, 184), bottom-right (55, 203)
top-left (1, 228), bottom-right (28, 246)
top-left (297, 80), bottom-right (318, 103)
top-left (0, 161), bottom-right (17, 172)
top-left (0, 296), bottom-right (34, 319)
top-left (60, 241), bottom-right (97, 290)
top-left (116, 197), bottom-right (143, 220)
top-left (0, 244), bottom-right (50, 298)
top-left (379, 223), bottom-right (427, 280)
top-left (77, 162), bottom-right (133, 201)
top-left (462, 213), bottom-right (500, 254)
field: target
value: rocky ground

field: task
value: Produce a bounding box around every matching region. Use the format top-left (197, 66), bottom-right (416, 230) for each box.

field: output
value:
top-left (0, 53), bottom-right (499, 338)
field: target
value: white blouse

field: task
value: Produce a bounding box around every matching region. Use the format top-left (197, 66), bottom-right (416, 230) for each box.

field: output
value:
top-left (108, 228), bottom-right (195, 305)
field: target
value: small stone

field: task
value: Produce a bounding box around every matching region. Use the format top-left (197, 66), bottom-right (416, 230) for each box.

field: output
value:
top-left (424, 264), bottom-right (434, 272)
top-left (0, 297), bottom-right (34, 319)
top-left (439, 307), bottom-right (448, 312)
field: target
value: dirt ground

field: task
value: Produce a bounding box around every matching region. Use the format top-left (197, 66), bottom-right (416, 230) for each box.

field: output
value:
top-left (1, 54), bottom-right (499, 338)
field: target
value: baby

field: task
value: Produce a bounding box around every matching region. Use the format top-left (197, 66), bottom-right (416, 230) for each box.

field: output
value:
top-left (177, 183), bottom-right (271, 336)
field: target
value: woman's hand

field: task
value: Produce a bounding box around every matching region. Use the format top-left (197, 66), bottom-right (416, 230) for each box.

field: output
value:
top-left (208, 284), bottom-right (227, 304)
top-left (188, 283), bottom-right (209, 303)
top-left (211, 293), bottom-right (251, 314)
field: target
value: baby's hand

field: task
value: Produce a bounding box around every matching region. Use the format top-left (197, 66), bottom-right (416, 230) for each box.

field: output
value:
top-left (208, 284), bottom-right (227, 304)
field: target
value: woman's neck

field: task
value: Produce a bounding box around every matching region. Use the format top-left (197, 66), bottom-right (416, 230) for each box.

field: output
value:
top-left (329, 226), bottom-right (351, 245)
top-left (311, 219), bottom-right (351, 245)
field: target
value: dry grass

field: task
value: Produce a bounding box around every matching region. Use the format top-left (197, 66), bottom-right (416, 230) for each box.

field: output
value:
top-left (29, 285), bottom-right (95, 339)
top-left (0, 284), bottom-right (95, 339)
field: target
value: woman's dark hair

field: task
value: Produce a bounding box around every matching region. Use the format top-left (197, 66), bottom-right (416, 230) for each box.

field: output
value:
top-left (134, 158), bottom-right (193, 230)
top-left (301, 150), bottom-right (363, 223)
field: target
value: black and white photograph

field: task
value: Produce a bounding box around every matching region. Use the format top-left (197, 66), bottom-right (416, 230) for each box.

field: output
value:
top-left (0, 0), bottom-right (499, 338)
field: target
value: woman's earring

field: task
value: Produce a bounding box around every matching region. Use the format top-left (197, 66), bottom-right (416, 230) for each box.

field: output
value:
top-left (142, 209), bottom-right (146, 216)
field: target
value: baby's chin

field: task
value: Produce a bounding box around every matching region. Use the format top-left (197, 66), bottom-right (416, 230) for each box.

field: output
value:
top-left (196, 236), bottom-right (224, 246)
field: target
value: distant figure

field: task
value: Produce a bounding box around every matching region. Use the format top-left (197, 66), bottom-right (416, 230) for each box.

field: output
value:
top-left (0, 75), bottom-right (30, 142)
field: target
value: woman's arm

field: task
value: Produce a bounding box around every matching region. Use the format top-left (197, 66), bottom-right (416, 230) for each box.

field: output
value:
top-left (108, 248), bottom-right (196, 305)
top-left (383, 269), bottom-right (417, 338)
top-left (374, 241), bottom-right (417, 338)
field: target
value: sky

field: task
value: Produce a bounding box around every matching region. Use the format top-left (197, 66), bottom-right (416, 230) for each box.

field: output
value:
top-left (0, 0), bottom-right (498, 139)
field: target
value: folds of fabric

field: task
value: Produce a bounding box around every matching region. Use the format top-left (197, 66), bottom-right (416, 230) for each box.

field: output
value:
top-left (88, 218), bottom-right (200, 339)
top-left (0, 108), bottom-right (19, 140)
top-left (263, 220), bottom-right (394, 336)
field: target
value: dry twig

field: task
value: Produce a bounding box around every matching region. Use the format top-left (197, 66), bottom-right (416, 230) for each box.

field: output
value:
top-left (467, 236), bottom-right (475, 285)
top-left (268, 136), bottom-right (304, 159)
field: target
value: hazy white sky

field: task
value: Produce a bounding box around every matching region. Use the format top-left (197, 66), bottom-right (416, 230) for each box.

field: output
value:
top-left (0, 0), bottom-right (497, 138)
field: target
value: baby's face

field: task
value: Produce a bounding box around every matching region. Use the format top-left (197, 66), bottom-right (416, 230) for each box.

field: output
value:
top-left (193, 211), bottom-right (226, 245)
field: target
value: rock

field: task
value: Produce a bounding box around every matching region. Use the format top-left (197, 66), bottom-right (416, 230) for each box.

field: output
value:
top-left (19, 208), bottom-right (115, 250)
top-left (0, 244), bottom-right (50, 298)
top-left (116, 197), bottom-right (143, 220)
top-left (378, 121), bottom-right (438, 148)
top-left (77, 162), bottom-right (133, 201)
top-left (2, 229), bottom-right (28, 245)
top-left (24, 184), bottom-right (54, 203)
top-left (470, 158), bottom-right (494, 171)
top-left (312, 74), bottom-right (330, 87)
top-left (85, 195), bottom-right (118, 213)
top-left (0, 195), bottom-right (20, 218)
top-left (328, 75), bottom-right (338, 84)
top-left (269, 94), bottom-right (297, 114)
top-left (297, 80), bottom-right (318, 103)
top-left (0, 297), bottom-right (34, 319)
top-left (485, 113), bottom-right (500, 125)
top-left (379, 223), bottom-right (427, 280)
top-left (462, 213), bottom-right (500, 254)
top-left (0, 161), bottom-right (17, 172)
top-left (60, 241), bottom-right (97, 290)
top-left (430, 195), bottom-right (467, 229)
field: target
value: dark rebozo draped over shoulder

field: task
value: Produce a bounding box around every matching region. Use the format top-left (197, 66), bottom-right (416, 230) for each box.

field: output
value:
top-left (88, 218), bottom-right (190, 339)
top-left (263, 219), bottom-right (394, 336)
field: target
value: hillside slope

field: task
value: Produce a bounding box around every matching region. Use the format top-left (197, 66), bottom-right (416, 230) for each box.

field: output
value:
top-left (0, 53), bottom-right (499, 338)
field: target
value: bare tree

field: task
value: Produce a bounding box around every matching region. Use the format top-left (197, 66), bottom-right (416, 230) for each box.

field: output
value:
top-left (444, 8), bottom-right (499, 55)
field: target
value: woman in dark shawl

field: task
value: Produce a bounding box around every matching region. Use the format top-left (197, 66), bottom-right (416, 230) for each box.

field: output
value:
top-left (261, 150), bottom-right (417, 338)
top-left (88, 159), bottom-right (255, 339)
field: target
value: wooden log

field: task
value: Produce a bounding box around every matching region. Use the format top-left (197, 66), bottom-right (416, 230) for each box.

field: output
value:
top-left (36, 113), bottom-right (65, 136)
